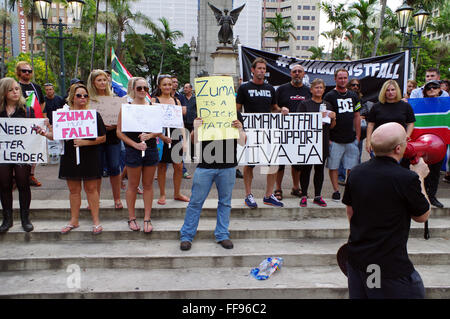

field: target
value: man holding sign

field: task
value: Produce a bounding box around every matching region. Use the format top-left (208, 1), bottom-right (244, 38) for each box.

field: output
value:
top-left (236, 58), bottom-right (288, 208)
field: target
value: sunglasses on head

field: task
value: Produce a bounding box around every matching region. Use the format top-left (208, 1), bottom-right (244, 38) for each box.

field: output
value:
top-left (21, 69), bottom-right (33, 74)
top-left (136, 86), bottom-right (149, 92)
top-left (75, 93), bottom-right (89, 98)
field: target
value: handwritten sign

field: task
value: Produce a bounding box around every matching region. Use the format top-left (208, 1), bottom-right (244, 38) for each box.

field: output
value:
top-left (121, 104), bottom-right (163, 133)
top-left (237, 113), bottom-right (323, 165)
top-left (52, 110), bottom-right (98, 140)
top-left (0, 118), bottom-right (47, 164)
top-left (90, 96), bottom-right (126, 126)
top-left (156, 103), bottom-right (184, 128)
top-left (195, 76), bottom-right (239, 141)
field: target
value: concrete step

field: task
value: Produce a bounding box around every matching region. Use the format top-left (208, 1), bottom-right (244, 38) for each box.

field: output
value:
top-left (1, 217), bottom-right (449, 242)
top-left (1, 265), bottom-right (449, 299)
top-left (13, 199), bottom-right (450, 220)
top-left (1, 238), bottom-right (449, 272)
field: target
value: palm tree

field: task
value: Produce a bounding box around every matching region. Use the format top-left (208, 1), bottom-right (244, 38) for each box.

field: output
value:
top-left (320, 2), bottom-right (355, 55)
top-left (307, 46), bottom-right (325, 60)
top-left (264, 13), bottom-right (295, 53)
top-left (428, 1), bottom-right (450, 38)
top-left (372, 0), bottom-right (387, 57)
top-left (90, 0), bottom-right (100, 70)
top-left (157, 17), bottom-right (183, 75)
top-left (350, 0), bottom-right (377, 58)
top-left (1, 4), bottom-right (12, 77)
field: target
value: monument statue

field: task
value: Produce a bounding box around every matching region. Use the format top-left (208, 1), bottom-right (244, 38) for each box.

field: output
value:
top-left (208, 2), bottom-right (246, 46)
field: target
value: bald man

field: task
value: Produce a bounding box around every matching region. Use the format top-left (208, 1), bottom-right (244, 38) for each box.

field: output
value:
top-left (342, 122), bottom-right (430, 299)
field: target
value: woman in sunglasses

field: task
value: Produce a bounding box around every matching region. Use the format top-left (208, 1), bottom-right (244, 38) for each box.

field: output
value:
top-left (366, 80), bottom-right (415, 155)
top-left (87, 69), bottom-right (123, 210)
top-left (117, 78), bottom-right (167, 233)
top-left (0, 78), bottom-right (35, 233)
top-left (36, 83), bottom-right (106, 234)
top-left (153, 75), bottom-right (190, 205)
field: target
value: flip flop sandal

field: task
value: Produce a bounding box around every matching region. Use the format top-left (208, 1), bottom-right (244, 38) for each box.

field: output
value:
top-left (143, 220), bottom-right (153, 234)
top-left (128, 219), bottom-right (140, 231)
top-left (61, 224), bottom-right (79, 234)
top-left (290, 188), bottom-right (302, 198)
top-left (174, 196), bottom-right (190, 202)
top-left (157, 198), bottom-right (166, 205)
top-left (92, 225), bottom-right (103, 235)
top-left (274, 189), bottom-right (283, 201)
top-left (115, 202), bottom-right (124, 209)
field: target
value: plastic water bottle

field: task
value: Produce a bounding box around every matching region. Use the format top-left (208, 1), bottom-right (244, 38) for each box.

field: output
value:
top-left (250, 257), bottom-right (284, 280)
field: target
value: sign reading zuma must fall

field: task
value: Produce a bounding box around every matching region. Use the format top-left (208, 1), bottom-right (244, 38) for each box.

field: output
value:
top-left (239, 46), bottom-right (408, 102)
top-left (52, 110), bottom-right (98, 140)
top-left (0, 118), bottom-right (47, 164)
top-left (237, 113), bottom-right (323, 165)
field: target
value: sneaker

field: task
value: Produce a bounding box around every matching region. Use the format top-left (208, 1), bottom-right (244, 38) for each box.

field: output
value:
top-left (332, 191), bottom-right (341, 202)
top-left (183, 172), bottom-right (192, 179)
top-left (430, 197), bottom-right (444, 208)
top-left (245, 194), bottom-right (258, 209)
top-left (313, 196), bottom-right (327, 207)
top-left (263, 194), bottom-right (284, 207)
top-left (29, 175), bottom-right (41, 187)
top-left (444, 175), bottom-right (450, 183)
top-left (300, 196), bottom-right (307, 207)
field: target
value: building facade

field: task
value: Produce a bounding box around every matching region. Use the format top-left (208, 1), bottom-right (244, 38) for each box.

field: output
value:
top-left (262, 0), bottom-right (320, 58)
top-left (424, 7), bottom-right (450, 43)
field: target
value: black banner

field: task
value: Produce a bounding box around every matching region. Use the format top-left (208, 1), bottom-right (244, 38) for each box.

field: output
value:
top-left (239, 46), bottom-right (408, 102)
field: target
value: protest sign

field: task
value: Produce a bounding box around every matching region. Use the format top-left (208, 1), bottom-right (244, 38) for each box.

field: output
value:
top-left (121, 104), bottom-right (163, 133)
top-left (237, 113), bottom-right (323, 165)
top-left (0, 118), bottom-right (47, 164)
top-left (156, 103), bottom-right (184, 128)
top-left (52, 109), bottom-right (98, 140)
top-left (195, 76), bottom-right (239, 141)
top-left (90, 96), bottom-right (126, 126)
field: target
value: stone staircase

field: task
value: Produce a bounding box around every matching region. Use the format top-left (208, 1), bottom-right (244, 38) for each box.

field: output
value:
top-left (0, 198), bottom-right (449, 298)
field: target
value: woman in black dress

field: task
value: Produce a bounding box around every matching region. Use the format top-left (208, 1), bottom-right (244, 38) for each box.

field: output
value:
top-left (152, 75), bottom-right (189, 205)
top-left (37, 83), bottom-right (106, 234)
top-left (0, 77), bottom-right (35, 233)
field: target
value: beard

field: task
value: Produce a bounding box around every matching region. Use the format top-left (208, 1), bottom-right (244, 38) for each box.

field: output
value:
top-left (292, 78), bottom-right (303, 86)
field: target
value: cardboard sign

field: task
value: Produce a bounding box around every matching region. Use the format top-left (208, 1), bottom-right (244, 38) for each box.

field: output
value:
top-left (121, 104), bottom-right (163, 133)
top-left (237, 113), bottom-right (323, 165)
top-left (0, 118), bottom-right (47, 164)
top-left (195, 76), bottom-right (239, 141)
top-left (90, 96), bottom-right (126, 126)
top-left (52, 109), bottom-right (98, 140)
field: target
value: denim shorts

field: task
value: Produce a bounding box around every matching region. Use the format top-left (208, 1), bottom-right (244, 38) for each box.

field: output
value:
top-left (125, 146), bottom-right (159, 168)
top-left (98, 143), bottom-right (121, 176)
top-left (327, 139), bottom-right (359, 170)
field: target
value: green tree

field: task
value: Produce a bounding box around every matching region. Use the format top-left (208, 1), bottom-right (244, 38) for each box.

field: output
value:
top-left (350, 0), bottom-right (377, 58)
top-left (157, 17), bottom-right (183, 75)
top-left (1, 4), bottom-right (12, 77)
top-left (321, 2), bottom-right (355, 55)
top-left (264, 13), bottom-right (295, 53)
top-left (428, 1), bottom-right (450, 38)
top-left (372, 0), bottom-right (387, 56)
top-left (307, 46), bottom-right (325, 60)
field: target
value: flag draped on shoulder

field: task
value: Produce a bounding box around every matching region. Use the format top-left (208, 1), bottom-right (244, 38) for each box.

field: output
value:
top-left (111, 47), bottom-right (132, 97)
top-left (26, 92), bottom-right (43, 118)
top-left (409, 97), bottom-right (450, 144)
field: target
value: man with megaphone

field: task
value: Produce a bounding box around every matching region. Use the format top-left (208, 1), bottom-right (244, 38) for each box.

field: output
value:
top-left (342, 122), bottom-right (431, 299)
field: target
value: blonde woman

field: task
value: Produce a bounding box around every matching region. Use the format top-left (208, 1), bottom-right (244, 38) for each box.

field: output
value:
top-left (0, 78), bottom-right (35, 233)
top-left (87, 69), bottom-right (123, 209)
top-left (36, 84), bottom-right (106, 234)
top-left (117, 78), bottom-right (167, 233)
top-left (366, 80), bottom-right (415, 154)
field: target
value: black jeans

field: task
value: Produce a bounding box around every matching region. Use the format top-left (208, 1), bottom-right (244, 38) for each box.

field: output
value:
top-left (299, 163), bottom-right (325, 197)
top-left (0, 164), bottom-right (31, 211)
top-left (425, 159), bottom-right (444, 198)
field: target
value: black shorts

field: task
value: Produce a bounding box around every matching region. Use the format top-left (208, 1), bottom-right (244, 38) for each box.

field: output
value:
top-left (125, 146), bottom-right (159, 168)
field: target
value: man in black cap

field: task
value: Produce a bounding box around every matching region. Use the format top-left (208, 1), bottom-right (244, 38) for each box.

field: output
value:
top-left (343, 122), bottom-right (430, 299)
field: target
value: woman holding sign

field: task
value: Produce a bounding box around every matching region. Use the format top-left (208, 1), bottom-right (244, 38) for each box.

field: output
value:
top-left (0, 78), bottom-right (35, 233)
top-left (117, 78), bottom-right (166, 233)
top-left (87, 69), bottom-right (124, 209)
top-left (152, 75), bottom-right (190, 205)
top-left (36, 83), bottom-right (106, 234)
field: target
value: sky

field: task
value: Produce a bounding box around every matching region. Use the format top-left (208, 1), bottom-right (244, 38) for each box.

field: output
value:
top-left (319, 0), bottom-right (404, 51)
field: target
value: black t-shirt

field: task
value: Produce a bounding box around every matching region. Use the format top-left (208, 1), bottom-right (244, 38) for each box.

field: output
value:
top-left (236, 81), bottom-right (276, 113)
top-left (275, 83), bottom-right (311, 112)
top-left (44, 95), bottom-right (65, 124)
top-left (342, 156), bottom-right (429, 279)
top-left (324, 89), bottom-right (361, 144)
top-left (19, 82), bottom-right (45, 104)
top-left (296, 99), bottom-right (332, 159)
top-left (197, 112), bottom-right (243, 169)
top-left (367, 100), bottom-right (415, 130)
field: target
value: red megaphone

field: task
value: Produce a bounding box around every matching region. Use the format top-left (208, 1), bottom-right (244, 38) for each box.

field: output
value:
top-left (403, 134), bottom-right (447, 164)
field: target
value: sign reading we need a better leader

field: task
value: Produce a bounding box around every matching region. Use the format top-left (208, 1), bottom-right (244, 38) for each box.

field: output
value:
top-left (0, 118), bottom-right (47, 164)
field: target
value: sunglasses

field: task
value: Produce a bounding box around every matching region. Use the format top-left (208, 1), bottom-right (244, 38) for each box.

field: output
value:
top-left (136, 86), bottom-right (149, 92)
top-left (21, 69), bottom-right (33, 74)
top-left (427, 86), bottom-right (440, 90)
top-left (75, 93), bottom-right (89, 98)
top-left (351, 83), bottom-right (360, 87)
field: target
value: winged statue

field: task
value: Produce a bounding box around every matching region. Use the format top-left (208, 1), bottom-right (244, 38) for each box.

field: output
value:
top-left (208, 2), bottom-right (246, 45)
